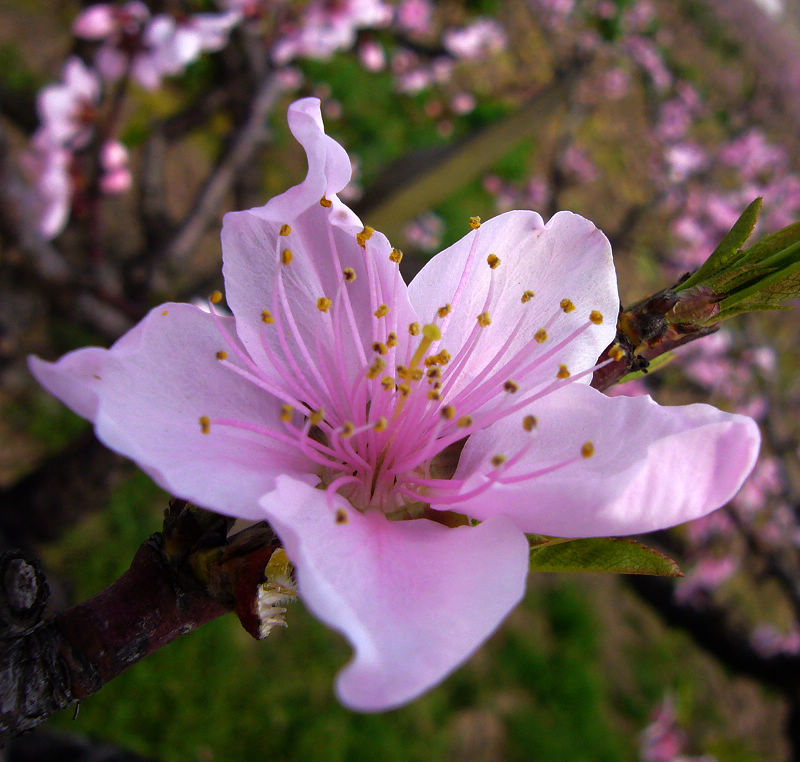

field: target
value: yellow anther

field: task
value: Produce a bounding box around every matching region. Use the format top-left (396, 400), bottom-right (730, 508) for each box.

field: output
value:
top-left (441, 405), bottom-right (456, 420)
top-left (209, 290), bottom-right (223, 304)
top-left (487, 253), bottom-right (501, 269)
top-left (423, 323), bottom-right (442, 341)
top-left (281, 248), bottom-right (293, 265)
top-left (356, 226), bottom-right (374, 247)
top-left (317, 297), bottom-right (332, 313)
top-left (310, 408), bottom-right (325, 425)
top-left (523, 414), bottom-right (537, 432)
top-left (477, 311), bottom-right (491, 327)
top-left (386, 332), bottom-right (397, 348)
top-left (437, 304), bottom-right (452, 318)
top-left (609, 343), bottom-right (625, 361)
top-left (534, 328), bottom-right (548, 343)
top-left (398, 384), bottom-right (411, 397)
top-left (341, 421), bottom-right (355, 438)
top-left (589, 310), bottom-right (603, 325)
top-left (427, 367), bottom-right (441, 379)
top-left (503, 379), bottom-right (519, 394)
top-left (280, 404), bottom-right (293, 422)
top-left (389, 248), bottom-right (403, 263)
top-left (521, 290), bottom-right (535, 303)
top-left (374, 304), bottom-right (389, 318)
top-left (367, 357), bottom-right (386, 378)
top-left (581, 441), bottom-right (594, 458)
top-left (199, 416), bottom-right (210, 434)
top-left (215, 350), bottom-right (227, 361)
top-left (279, 224), bottom-right (292, 236)
top-left (435, 349), bottom-right (451, 365)
top-left (396, 365), bottom-right (409, 379)
top-left (491, 454), bottom-right (507, 467)
top-left (560, 298), bottom-right (576, 313)
top-left (428, 390), bottom-right (441, 401)
top-left (409, 322), bottom-right (421, 336)
top-left (411, 368), bottom-right (423, 381)
top-left (430, 380), bottom-right (442, 390)
top-left (335, 508), bottom-right (348, 524)
top-left (320, 195), bottom-right (332, 208)
top-left (373, 417), bottom-right (388, 432)
top-left (372, 341), bottom-right (388, 355)
top-left (261, 309), bottom-right (274, 324)
top-left (161, 310), bottom-right (169, 316)
top-left (381, 376), bottom-right (395, 391)
top-left (343, 267), bottom-right (356, 282)
top-left (457, 416), bottom-right (473, 428)
top-left (469, 216), bottom-right (481, 229)
top-left (557, 364), bottom-right (570, 379)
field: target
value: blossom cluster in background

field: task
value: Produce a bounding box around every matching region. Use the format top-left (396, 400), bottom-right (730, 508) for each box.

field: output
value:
top-left (21, 0), bottom-right (507, 241)
top-left (639, 696), bottom-right (717, 762)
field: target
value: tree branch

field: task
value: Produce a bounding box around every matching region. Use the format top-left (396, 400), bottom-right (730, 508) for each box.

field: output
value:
top-left (157, 71), bottom-right (283, 274)
top-left (0, 501), bottom-right (284, 746)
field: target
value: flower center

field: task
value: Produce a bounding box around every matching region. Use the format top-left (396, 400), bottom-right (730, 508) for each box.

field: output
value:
top-left (198, 210), bottom-right (608, 524)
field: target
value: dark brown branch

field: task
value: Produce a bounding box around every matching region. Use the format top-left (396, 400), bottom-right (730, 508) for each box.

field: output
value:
top-left (0, 502), bottom-right (282, 746)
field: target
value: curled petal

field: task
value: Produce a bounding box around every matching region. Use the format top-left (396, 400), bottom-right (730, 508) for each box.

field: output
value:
top-left (262, 475), bottom-right (529, 711)
top-left (29, 303), bottom-right (317, 520)
top-left (247, 98), bottom-right (357, 226)
top-left (452, 383), bottom-right (760, 537)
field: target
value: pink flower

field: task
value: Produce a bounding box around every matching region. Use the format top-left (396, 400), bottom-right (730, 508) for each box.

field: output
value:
top-left (36, 57), bottom-right (100, 149)
top-left (358, 39), bottom-right (386, 71)
top-left (99, 140), bottom-right (132, 194)
top-left (450, 92), bottom-right (476, 115)
top-left (72, 2), bottom-right (149, 40)
top-left (272, 0), bottom-right (392, 64)
top-left (443, 18), bottom-right (506, 59)
top-left (78, 3), bottom-right (239, 90)
top-left (21, 133), bottom-right (72, 239)
top-left (30, 99), bottom-right (760, 711)
top-left (396, 0), bottom-right (433, 34)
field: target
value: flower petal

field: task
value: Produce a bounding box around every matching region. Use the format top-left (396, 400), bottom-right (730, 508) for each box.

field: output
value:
top-left (221, 203), bottom-right (418, 405)
top-left (29, 303), bottom-right (317, 520)
top-left (221, 97), bottom-right (421, 391)
top-left (262, 475), bottom-right (529, 711)
top-left (452, 382), bottom-right (760, 536)
top-left (407, 210), bottom-right (618, 397)
top-left (248, 98), bottom-right (358, 226)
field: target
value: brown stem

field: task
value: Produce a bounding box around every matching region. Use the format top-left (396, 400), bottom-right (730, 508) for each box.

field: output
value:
top-left (0, 502), bottom-right (282, 746)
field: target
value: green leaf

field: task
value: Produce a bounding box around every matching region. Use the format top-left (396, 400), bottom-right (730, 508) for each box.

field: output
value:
top-left (738, 220), bottom-right (800, 264)
top-left (717, 257), bottom-right (800, 315)
top-left (678, 197), bottom-right (762, 290)
top-left (528, 537), bottom-right (682, 577)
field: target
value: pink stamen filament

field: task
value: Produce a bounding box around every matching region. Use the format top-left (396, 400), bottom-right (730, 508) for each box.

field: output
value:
top-left (274, 263), bottom-right (335, 412)
top-left (438, 226), bottom-right (481, 337)
top-left (449, 316), bottom-right (595, 414)
top-left (325, 474), bottom-right (361, 514)
top-left (209, 416), bottom-right (340, 471)
top-left (269, 273), bottom-right (326, 409)
top-left (326, 223), bottom-right (368, 369)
